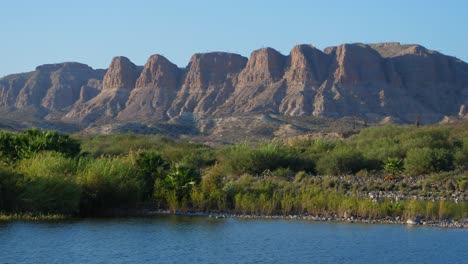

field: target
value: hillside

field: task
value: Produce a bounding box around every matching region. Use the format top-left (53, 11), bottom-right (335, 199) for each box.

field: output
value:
top-left (1, 42), bottom-right (467, 140)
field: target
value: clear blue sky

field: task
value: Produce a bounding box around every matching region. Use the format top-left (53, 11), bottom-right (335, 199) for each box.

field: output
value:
top-left (1, 0), bottom-right (467, 77)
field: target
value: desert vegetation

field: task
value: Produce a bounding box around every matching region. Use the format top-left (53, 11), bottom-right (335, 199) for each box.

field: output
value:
top-left (0, 123), bottom-right (467, 221)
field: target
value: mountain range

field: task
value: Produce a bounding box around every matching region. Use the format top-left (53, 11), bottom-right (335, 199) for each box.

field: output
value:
top-left (1, 42), bottom-right (467, 141)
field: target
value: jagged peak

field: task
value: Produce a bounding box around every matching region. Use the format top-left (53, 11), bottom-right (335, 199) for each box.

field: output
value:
top-left (289, 44), bottom-right (328, 59)
top-left (290, 44), bottom-right (317, 52)
top-left (102, 56), bottom-right (139, 90)
top-left (146, 54), bottom-right (173, 64)
top-left (108, 56), bottom-right (135, 67)
top-left (249, 47), bottom-right (285, 59)
top-left (141, 54), bottom-right (178, 73)
top-left (135, 54), bottom-right (179, 88)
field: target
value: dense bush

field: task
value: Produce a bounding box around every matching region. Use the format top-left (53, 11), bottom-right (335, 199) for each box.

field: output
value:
top-left (79, 134), bottom-right (171, 157)
top-left (16, 151), bottom-right (77, 178)
top-left (0, 129), bottom-right (80, 163)
top-left (135, 151), bottom-right (169, 199)
top-left (0, 167), bottom-right (24, 212)
top-left (19, 174), bottom-right (81, 215)
top-left (219, 143), bottom-right (314, 175)
top-left (77, 155), bottom-right (143, 214)
top-left (405, 147), bottom-right (454, 176)
top-left (0, 124), bottom-right (466, 219)
top-left (316, 145), bottom-right (365, 175)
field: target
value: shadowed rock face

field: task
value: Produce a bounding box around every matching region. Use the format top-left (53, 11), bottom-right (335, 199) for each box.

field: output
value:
top-left (280, 45), bottom-right (332, 116)
top-left (0, 63), bottom-right (104, 112)
top-left (102, 56), bottom-right (140, 91)
top-left (63, 56), bottom-right (140, 123)
top-left (1, 42), bottom-right (467, 128)
top-left (118, 55), bottom-right (181, 121)
top-left (168, 52), bottom-right (247, 118)
top-left (216, 48), bottom-right (288, 115)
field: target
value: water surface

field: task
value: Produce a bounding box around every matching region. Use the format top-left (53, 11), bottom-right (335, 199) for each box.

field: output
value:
top-left (1, 216), bottom-right (467, 263)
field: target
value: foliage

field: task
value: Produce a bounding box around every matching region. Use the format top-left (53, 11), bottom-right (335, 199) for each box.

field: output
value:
top-left (16, 151), bottom-right (77, 178)
top-left (0, 124), bottom-right (467, 220)
top-left (79, 134), bottom-right (171, 157)
top-left (219, 143), bottom-right (313, 176)
top-left (383, 158), bottom-right (403, 176)
top-left (316, 145), bottom-right (365, 175)
top-left (405, 147), bottom-right (454, 176)
top-left (0, 129), bottom-right (80, 163)
top-left (19, 174), bottom-right (81, 215)
top-left (135, 151), bottom-right (169, 199)
top-left (0, 167), bottom-right (24, 212)
top-left (164, 164), bottom-right (199, 202)
top-left (76, 155), bottom-right (143, 214)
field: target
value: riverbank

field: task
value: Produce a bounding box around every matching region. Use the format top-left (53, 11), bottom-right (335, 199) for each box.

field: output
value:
top-left (143, 210), bottom-right (468, 229)
top-left (1, 210), bottom-right (467, 229)
top-left (0, 213), bottom-right (68, 221)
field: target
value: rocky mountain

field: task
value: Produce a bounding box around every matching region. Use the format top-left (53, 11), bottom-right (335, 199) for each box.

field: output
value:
top-left (1, 42), bottom-right (467, 138)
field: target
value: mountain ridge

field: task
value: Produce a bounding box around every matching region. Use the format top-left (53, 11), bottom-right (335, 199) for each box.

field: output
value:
top-left (1, 42), bottom-right (467, 139)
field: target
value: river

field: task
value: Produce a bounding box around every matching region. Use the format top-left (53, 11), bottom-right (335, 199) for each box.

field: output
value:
top-left (1, 216), bottom-right (467, 263)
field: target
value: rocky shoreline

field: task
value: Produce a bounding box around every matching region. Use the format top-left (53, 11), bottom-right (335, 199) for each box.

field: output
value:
top-left (148, 210), bottom-right (468, 229)
top-left (2, 210), bottom-right (466, 229)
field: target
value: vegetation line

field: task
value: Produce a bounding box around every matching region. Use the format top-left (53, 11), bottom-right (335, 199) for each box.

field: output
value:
top-left (0, 123), bottom-right (467, 225)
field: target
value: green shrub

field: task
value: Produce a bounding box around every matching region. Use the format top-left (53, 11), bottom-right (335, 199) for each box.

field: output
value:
top-left (162, 144), bottom-right (215, 169)
top-left (16, 151), bottom-right (77, 178)
top-left (383, 158), bottom-right (403, 176)
top-left (405, 147), bottom-right (454, 176)
top-left (80, 134), bottom-right (171, 157)
top-left (12, 152), bottom-right (81, 214)
top-left (19, 174), bottom-right (81, 215)
top-left (135, 151), bottom-right (169, 199)
top-left (453, 138), bottom-right (468, 168)
top-left (0, 129), bottom-right (80, 163)
top-left (164, 164), bottom-right (200, 202)
top-left (219, 143), bottom-right (312, 176)
top-left (272, 167), bottom-right (295, 180)
top-left (316, 146), bottom-right (365, 175)
top-left (0, 167), bottom-right (24, 212)
top-left (201, 164), bottom-right (224, 194)
top-left (77, 155), bottom-right (143, 214)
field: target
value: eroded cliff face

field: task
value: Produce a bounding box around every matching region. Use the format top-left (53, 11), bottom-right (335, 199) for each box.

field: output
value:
top-left (1, 42), bottom-right (467, 128)
top-left (63, 56), bottom-right (140, 122)
top-left (168, 52), bottom-right (247, 119)
top-left (118, 55), bottom-right (180, 121)
top-left (280, 44), bottom-right (331, 116)
top-left (0, 63), bottom-right (103, 113)
top-left (219, 47), bottom-right (287, 115)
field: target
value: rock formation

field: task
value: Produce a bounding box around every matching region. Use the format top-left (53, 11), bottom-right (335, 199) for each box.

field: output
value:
top-left (0, 63), bottom-right (103, 114)
top-left (168, 52), bottom-right (247, 118)
top-left (118, 54), bottom-right (180, 121)
top-left (1, 42), bottom-right (467, 131)
top-left (64, 56), bottom-right (140, 122)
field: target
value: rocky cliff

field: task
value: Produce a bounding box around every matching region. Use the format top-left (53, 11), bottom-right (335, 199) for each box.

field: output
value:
top-left (1, 42), bottom-right (467, 133)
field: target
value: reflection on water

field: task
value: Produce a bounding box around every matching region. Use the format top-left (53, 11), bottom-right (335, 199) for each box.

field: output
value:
top-left (1, 216), bottom-right (467, 264)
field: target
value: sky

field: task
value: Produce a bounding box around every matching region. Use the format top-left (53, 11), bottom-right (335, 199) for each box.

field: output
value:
top-left (1, 0), bottom-right (467, 77)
